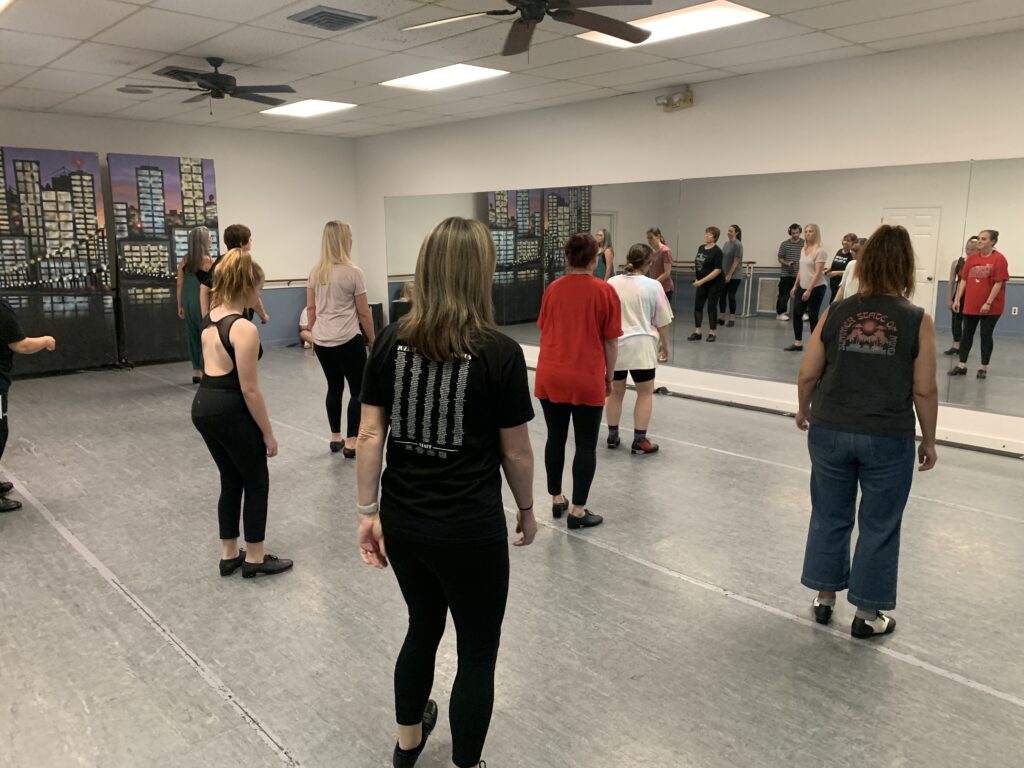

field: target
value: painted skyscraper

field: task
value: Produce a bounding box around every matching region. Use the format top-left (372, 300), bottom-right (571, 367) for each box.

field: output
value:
top-left (136, 166), bottom-right (166, 239)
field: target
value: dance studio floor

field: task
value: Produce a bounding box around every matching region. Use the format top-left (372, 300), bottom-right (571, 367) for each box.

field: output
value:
top-left (2, 347), bottom-right (1022, 767)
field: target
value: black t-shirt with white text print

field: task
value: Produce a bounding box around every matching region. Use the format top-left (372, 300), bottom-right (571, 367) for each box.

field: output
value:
top-left (828, 249), bottom-right (854, 296)
top-left (0, 299), bottom-right (27, 395)
top-left (361, 322), bottom-right (535, 545)
top-left (695, 245), bottom-right (724, 285)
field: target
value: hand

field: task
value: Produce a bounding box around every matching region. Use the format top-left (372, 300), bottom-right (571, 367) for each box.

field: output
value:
top-left (692, 279), bottom-right (700, 287)
top-left (514, 508), bottom-right (537, 547)
top-left (658, 344), bottom-right (668, 362)
top-left (260, 313), bottom-right (270, 325)
top-left (980, 302), bottom-right (991, 315)
top-left (795, 410), bottom-right (809, 431)
top-left (177, 306), bottom-right (185, 320)
top-left (725, 276), bottom-right (732, 283)
top-left (358, 514), bottom-right (388, 568)
top-left (952, 300), bottom-right (960, 313)
top-left (802, 290), bottom-right (811, 301)
top-left (790, 287), bottom-right (797, 297)
top-left (918, 442), bottom-right (937, 471)
top-left (264, 433), bottom-right (278, 457)
top-left (43, 336), bottom-right (56, 352)
top-left (605, 378), bottom-right (613, 396)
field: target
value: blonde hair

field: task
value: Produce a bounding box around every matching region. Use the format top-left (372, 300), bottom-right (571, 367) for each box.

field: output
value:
top-left (398, 217), bottom-right (496, 362)
top-left (314, 221), bottom-right (353, 286)
top-left (803, 223), bottom-right (824, 252)
top-left (210, 248), bottom-right (264, 308)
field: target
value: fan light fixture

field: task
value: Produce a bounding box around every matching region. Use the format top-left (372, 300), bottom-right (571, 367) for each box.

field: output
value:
top-left (577, 0), bottom-right (768, 48)
top-left (382, 64), bottom-right (508, 91)
top-left (261, 99), bottom-right (356, 117)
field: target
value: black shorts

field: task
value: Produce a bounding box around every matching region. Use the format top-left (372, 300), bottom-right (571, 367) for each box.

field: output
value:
top-left (613, 369), bottom-right (656, 383)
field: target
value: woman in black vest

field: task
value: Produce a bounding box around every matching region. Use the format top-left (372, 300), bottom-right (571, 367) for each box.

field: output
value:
top-left (795, 224), bottom-right (938, 639)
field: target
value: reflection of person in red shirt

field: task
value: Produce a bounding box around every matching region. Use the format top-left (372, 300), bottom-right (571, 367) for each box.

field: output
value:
top-left (536, 232), bottom-right (622, 530)
top-left (950, 229), bottom-right (1009, 378)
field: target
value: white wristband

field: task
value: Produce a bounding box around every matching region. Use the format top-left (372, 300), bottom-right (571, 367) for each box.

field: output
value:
top-left (357, 501), bottom-right (379, 517)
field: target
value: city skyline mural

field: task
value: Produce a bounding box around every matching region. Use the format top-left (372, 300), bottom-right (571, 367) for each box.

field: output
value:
top-left (0, 146), bottom-right (117, 375)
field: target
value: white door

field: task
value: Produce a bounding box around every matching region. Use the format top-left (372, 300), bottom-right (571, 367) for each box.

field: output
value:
top-left (591, 212), bottom-right (616, 272)
top-left (881, 207), bottom-right (941, 312)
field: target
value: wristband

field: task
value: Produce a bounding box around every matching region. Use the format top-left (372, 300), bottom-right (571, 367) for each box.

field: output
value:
top-left (518, 503), bottom-right (534, 512)
top-left (357, 501), bottom-right (379, 517)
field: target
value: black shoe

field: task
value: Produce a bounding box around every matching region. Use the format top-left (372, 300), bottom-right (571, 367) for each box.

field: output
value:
top-left (942, 347), bottom-right (958, 356)
top-left (0, 480), bottom-right (12, 496)
top-left (706, 334), bottom-right (716, 343)
top-left (783, 344), bottom-right (803, 351)
top-left (631, 438), bottom-right (659, 455)
top-left (552, 499), bottom-right (569, 519)
top-left (851, 611), bottom-right (896, 639)
top-left (687, 333), bottom-right (701, 341)
top-left (241, 554), bottom-right (293, 579)
top-left (219, 550), bottom-right (246, 577)
top-left (192, 376), bottom-right (201, 384)
top-left (977, 369), bottom-right (987, 379)
top-left (0, 497), bottom-right (22, 513)
top-left (392, 699), bottom-right (438, 768)
top-left (654, 386), bottom-right (669, 395)
top-left (607, 433), bottom-right (620, 449)
top-left (726, 320), bottom-right (735, 327)
top-left (342, 446), bottom-right (356, 459)
top-left (330, 441), bottom-right (344, 453)
top-left (947, 366), bottom-right (967, 376)
top-left (812, 598), bottom-right (833, 625)
top-left (567, 509), bottom-right (603, 529)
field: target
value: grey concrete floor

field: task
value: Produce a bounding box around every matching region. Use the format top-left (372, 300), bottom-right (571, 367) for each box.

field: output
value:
top-left (502, 316), bottom-right (1024, 418)
top-left (2, 347), bottom-right (1023, 768)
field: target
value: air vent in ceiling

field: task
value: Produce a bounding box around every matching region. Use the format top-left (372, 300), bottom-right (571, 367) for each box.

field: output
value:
top-left (287, 6), bottom-right (376, 32)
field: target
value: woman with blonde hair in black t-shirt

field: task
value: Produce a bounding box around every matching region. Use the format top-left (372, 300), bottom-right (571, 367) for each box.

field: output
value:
top-left (357, 216), bottom-right (536, 768)
top-left (795, 224), bottom-right (938, 639)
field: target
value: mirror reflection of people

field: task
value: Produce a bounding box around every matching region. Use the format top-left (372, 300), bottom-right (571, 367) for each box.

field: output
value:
top-left (784, 223), bottom-right (828, 351)
top-left (199, 224), bottom-right (270, 325)
top-left (536, 233), bottom-right (622, 530)
top-left (795, 224), bottom-right (938, 639)
top-left (718, 224), bottom-right (743, 326)
top-left (298, 307), bottom-right (312, 348)
top-left (689, 226), bottom-right (724, 342)
top-left (307, 221), bottom-right (375, 456)
top-left (593, 228), bottom-right (615, 281)
top-left (943, 236), bottom-right (978, 356)
top-left (176, 226), bottom-right (215, 383)
top-left (827, 232), bottom-right (857, 305)
top-left (356, 216), bottom-right (536, 768)
top-left (833, 237), bottom-right (867, 302)
top-left (606, 243), bottom-right (673, 454)
top-left (776, 223), bottom-right (803, 320)
top-left (191, 248), bottom-right (292, 579)
top-left (0, 299), bottom-right (56, 513)
top-left (949, 229), bottom-right (1009, 379)
top-left (645, 227), bottom-right (675, 306)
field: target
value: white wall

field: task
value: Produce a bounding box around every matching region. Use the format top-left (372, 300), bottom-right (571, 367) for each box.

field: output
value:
top-left (384, 192), bottom-right (485, 276)
top-left (592, 181), bottom-right (680, 269)
top-left (0, 108), bottom-right (356, 281)
top-left (354, 29), bottom-right (1024, 302)
top-left (964, 158), bottom-right (1024, 274)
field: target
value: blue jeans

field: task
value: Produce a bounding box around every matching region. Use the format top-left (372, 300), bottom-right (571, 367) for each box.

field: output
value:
top-left (801, 424), bottom-right (915, 611)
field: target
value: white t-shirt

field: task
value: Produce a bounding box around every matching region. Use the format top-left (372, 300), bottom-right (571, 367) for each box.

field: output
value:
top-left (608, 273), bottom-right (673, 370)
top-left (308, 263), bottom-right (366, 346)
top-left (838, 259), bottom-right (860, 297)
top-left (299, 307), bottom-right (309, 329)
top-left (799, 246), bottom-right (829, 289)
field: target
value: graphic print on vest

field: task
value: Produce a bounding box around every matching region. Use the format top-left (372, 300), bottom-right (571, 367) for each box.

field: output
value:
top-left (838, 311), bottom-right (898, 356)
top-left (390, 345), bottom-right (470, 458)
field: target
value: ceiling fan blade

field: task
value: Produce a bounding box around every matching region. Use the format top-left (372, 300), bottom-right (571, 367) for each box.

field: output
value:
top-left (549, 8), bottom-right (651, 45)
top-left (154, 66), bottom-right (206, 83)
top-left (123, 84), bottom-right (202, 90)
top-left (231, 84), bottom-right (296, 94)
top-left (403, 9), bottom-right (516, 31)
top-left (502, 19), bottom-right (537, 56)
top-left (561, 0), bottom-right (652, 6)
top-left (232, 92), bottom-right (287, 106)
top-left (182, 92), bottom-right (209, 103)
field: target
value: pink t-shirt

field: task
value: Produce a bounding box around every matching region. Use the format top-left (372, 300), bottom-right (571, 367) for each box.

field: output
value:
top-left (308, 263), bottom-right (366, 346)
top-left (647, 245), bottom-right (674, 293)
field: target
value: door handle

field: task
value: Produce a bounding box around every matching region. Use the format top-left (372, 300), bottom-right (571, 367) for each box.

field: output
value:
top-left (927, 276), bottom-right (934, 281)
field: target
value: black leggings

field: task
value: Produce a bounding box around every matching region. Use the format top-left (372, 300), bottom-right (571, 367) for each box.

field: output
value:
top-left (0, 393), bottom-right (9, 462)
top-left (959, 314), bottom-right (999, 366)
top-left (694, 283), bottom-right (721, 330)
top-left (540, 399), bottom-right (603, 506)
top-left (191, 388), bottom-right (268, 543)
top-left (314, 336), bottom-right (366, 436)
top-left (388, 535), bottom-right (509, 768)
top-left (951, 310), bottom-right (964, 344)
top-left (777, 275), bottom-right (796, 315)
top-left (718, 279), bottom-right (741, 314)
top-left (792, 285), bottom-right (827, 341)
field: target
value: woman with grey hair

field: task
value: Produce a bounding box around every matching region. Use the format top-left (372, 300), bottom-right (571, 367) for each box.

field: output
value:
top-left (594, 228), bottom-right (615, 281)
top-left (176, 226), bottom-right (216, 383)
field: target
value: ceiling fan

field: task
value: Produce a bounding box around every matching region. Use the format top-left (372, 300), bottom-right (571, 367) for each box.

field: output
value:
top-left (118, 57), bottom-right (296, 106)
top-left (404, 0), bottom-right (654, 56)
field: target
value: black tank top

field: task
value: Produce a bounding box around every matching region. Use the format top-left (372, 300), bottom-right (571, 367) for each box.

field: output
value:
top-left (199, 313), bottom-right (263, 390)
top-left (811, 294), bottom-right (923, 437)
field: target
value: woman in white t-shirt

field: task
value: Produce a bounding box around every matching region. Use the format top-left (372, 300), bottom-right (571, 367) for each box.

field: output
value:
top-left (307, 221), bottom-right (376, 456)
top-left (785, 223), bottom-right (828, 351)
top-left (606, 243), bottom-right (674, 455)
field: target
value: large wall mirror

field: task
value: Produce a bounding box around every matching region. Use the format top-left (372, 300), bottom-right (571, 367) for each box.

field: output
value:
top-left (384, 159), bottom-right (1022, 420)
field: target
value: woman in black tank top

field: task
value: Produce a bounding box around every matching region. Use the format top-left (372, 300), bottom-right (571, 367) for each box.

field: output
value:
top-left (191, 248), bottom-right (291, 579)
top-left (794, 225), bottom-right (938, 639)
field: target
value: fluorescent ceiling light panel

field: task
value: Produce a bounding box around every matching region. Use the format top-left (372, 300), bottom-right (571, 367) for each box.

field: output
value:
top-left (261, 99), bottom-right (356, 117)
top-left (578, 1), bottom-right (768, 48)
top-left (0, 0), bottom-right (16, 13)
top-left (382, 64), bottom-right (507, 91)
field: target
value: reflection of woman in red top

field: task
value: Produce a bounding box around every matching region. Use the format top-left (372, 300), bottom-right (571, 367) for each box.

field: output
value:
top-left (536, 233), bottom-right (622, 530)
top-left (950, 229), bottom-right (1009, 379)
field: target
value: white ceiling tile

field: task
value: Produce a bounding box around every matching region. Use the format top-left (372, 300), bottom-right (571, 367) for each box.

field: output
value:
top-left (47, 42), bottom-right (165, 76)
top-left (211, 112), bottom-right (280, 129)
top-left (51, 93), bottom-right (142, 116)
top-left (406, 21), bottom-right (561, 62)
top-left (94, 9), bottom-right (236, 53)
top-left (0, 30), bottom-right (80, 67)
top-left (370, 89), bottom-right (469, 110)
top-left (340, 4), bottom-right (500, 52)
top-left (524, 50), bottom-right (664, 80)
top-left (87, 79), bottom-right (162, 101)
top-left (249, 0), bottom-right (422, 38)
top-left (0, 86), bottom-right (74, 109)
top-left (457, 100), bottom-right (546, 119)
top-left (744, 0), bottom-right (839, 12)
top-left (784, 0), bottom-right (969, 30)
top-left (444, 72), bottom-right (552, 100)
top-left (182, 26), bottom-right (318, 65)
top-left (641, 17), bottom-right (812, 59)
top-left (370, 109), bottom-right (442, 125)
top-left (415, 95), bottom-right (514, 115)
top-left (727, 44), bottom-right (875, 73)
top-left (611, 69), bottom-right (733, 92)
top-left (325, 83), bottom-right (406, 104)
top-left (686, 32), bottom-right (847, 68)
top-left (260, 40), bottom-right (386, 75)
top-left (150, 0), bottom-right (296, 23)
top-left (495, 80), bottom-right (599, 103)
top-left (162, 106), bottom-right (224, 125)
top-left (324, 53), bottom-right (451, 83)
top-left (14, 68), bottom-right (114, 94)
top-left (866, 14), bottom-right (1024, 51)
top-left (0, 63), bottom-right (36, 86)
top-left (214, 64), bottom-right (302, 86)
top-left (112, 99), bottom-right (196, 120)
top-left (831, 0), bottom-right (1024, 43)
top-left (0, 0), bottom-right (138, 39)
top-left (285, 74), bottom-right (356, 98)
top-left (575, 59), bottom-right (708, 88)
top-left (322, 119), bottom-right (388, 135)
top-left (470, 36), bottom-right (612, 73)
top-left (527, 88), bottom-right (623, 109)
